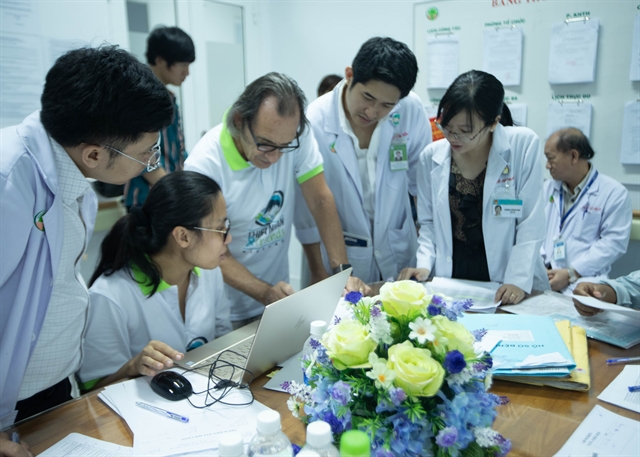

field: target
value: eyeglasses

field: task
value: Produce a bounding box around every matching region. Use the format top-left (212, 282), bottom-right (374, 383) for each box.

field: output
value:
top-left (190, 219), bottom-right (231, 242)
top-left (436, 122), bottom-right (489, 143)
top-left (247, 123), bottom-right (300, 153)
top-left (101, 134), bottom-right (162, 172)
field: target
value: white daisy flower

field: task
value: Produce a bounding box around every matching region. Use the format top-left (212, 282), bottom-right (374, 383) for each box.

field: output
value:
top-left (408, 317), bottom-right (436, 345)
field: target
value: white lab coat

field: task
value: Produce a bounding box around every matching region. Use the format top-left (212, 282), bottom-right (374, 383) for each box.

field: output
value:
top-left (541, 170), bottom-right (632, 278)
top-left (416, 124), bottom-right (549, 293)
top-left (295, 82), bottom-right (432, 282)
top-left (0, 111), bottom-right (97, 427)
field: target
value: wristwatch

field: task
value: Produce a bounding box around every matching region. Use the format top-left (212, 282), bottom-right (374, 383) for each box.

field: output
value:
top-left (332, 263), bottom-right (352, 275)
top-left (567, 267), bottom-right (578, 284)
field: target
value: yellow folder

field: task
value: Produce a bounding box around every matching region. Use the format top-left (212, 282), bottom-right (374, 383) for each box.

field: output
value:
top-left (495, 320), bottom-right (591, 391)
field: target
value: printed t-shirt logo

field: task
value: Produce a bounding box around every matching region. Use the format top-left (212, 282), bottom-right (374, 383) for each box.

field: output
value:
top-left (245, 191), bottom-right (286, 252)
top-left (34, 210), bottom-right (46, 231)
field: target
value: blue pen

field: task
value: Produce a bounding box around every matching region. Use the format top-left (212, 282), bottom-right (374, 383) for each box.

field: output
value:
top-left (135, 401), bottom-right (189, 423)
top-left (628, 385), bottom-right (640, 393)
top-left (606, 356), bottom-right (640, 365)
top-left (11, 432), bottom-right (19, 444)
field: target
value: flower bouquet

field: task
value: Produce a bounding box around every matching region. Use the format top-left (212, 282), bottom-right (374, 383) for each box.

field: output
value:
top-left (284, 280), bottom-right (510, 457)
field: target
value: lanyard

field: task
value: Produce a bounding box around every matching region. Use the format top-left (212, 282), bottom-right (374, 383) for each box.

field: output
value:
top-left (558, 170), bottom-right (598, 231)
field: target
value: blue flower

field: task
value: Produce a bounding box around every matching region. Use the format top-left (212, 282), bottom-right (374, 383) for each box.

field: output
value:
top-left (427, 304), bottom-right (441, 316)
top-left (435, 426), bottom-right (458, 447)
top-left (370, 304), bottom-right (382, 318)
top-left (292, 443), bottom-right (301, 455)
top-left (372, 448), bottom-right (395, 457)
top-left (345, 291), bottom-right (363, 304)
top-left (309, 337), bottom-right (322, 350)
top-left (444, 350), bottom-right (467, 374)
top-left (331, 381), bottom-right (351, 406)
top-left (389, 387), bottom-right (407, 407)
top-left (471, 328), bottom-right (488, 342)
top-left (333, 315), bottom-right (341, 325)
top-left (442, 299), bottom-right (473, 321)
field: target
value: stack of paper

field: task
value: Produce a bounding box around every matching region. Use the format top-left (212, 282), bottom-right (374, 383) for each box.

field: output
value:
top-left (460, 314), bottom-right (576, 377)
top-left (598, 365), bottom-right (640, 413)
top-left (427, 277), bottom-right (500, 313)
top-left (494, 320), bottom-right (591, 391)
top-left (98, 370), bottom-right (270, 456)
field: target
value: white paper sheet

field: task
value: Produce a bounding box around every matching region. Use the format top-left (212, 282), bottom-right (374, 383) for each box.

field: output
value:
top-left (598, 365), bottom-right (640, 414)
top-left (572, 294), bottom-right (640, 318)
top-left (39, 433), bottom-right (132, 457)
top-left (621, 101), bottom-right (640, 164)
top-left (427, 34), bottom-right (459, 89)
top-left (507, 103), bottom-right (527, 127)
top-left (630, 15), bottom-right (640, 81)
top-left (547, 102), bottom-right (592, 139)
top-left (553, 405), bottom-right (639, 456)
top-left (483, 26), bottom-right (523, 86)
top-left (548, 19), bottom-right (599, 84)
top-left (428, 277), bottom-right (500, 312)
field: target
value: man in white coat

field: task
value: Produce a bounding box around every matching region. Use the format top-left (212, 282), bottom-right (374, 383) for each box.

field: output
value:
top-left (294, 37), bottom-right (432, 288)
top-left (0, 46), bottom-right (173, 451)
top-left (542, 128), bottom-right (632, 293)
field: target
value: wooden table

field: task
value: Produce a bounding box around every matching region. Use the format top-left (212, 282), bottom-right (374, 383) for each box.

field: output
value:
top-left (10, 339), bottom-right (640, 456)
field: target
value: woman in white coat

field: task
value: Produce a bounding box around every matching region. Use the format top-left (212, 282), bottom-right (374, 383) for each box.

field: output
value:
top-left (399, 70), bottom-right (549, 304)
top-left (79, 171), bottom-right (233, 389)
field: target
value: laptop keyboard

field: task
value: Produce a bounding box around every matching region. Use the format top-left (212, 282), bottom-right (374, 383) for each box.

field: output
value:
top-left (193, 336), bottom-right (254, 383)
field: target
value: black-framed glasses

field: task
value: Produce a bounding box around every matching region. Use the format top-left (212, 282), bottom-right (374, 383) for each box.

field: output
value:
top-left (247, 123), bottom-right (300, 153)
top-left (101, 134), bottom-right (162, 172)
top-left (190, 219), bottom-right (231, 242)
top-left (436, 122), bottom-right (489, 143)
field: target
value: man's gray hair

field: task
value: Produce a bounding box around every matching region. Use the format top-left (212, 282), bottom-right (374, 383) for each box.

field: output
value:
top-left (226, 72), bottom-right (307, 139)
top-left (553, 127), bottom-right (595, 160)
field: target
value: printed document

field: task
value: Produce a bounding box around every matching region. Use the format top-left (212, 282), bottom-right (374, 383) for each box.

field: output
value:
top-left (483, 26), bottom-right (523, 87)
top-left (553, 405), bottom-right (639, 456)
top-left (428, 277), bottom-right (500, 313)
top-left (547, 102), bottom-right (592, 139)
top-left (548, 19), bottom-right (599, 84)
top-left (39, 433), bottom-right (132, 457)
top-left (426, 34), bottom-right (459, 89)
top-left (621, 101), bottom-right (640, 165)
top-left (572, 294), bottom-right (640, 318)
top-left (598, 365), bottom-right (640, 414)
top-left (631, 15), bottom-right (640, 81)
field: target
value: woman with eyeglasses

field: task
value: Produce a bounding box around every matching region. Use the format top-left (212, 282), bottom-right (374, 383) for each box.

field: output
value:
top-left (398, 70), bottom-right (549, 304)
top-left (79, 171), bottom-right (233, 389)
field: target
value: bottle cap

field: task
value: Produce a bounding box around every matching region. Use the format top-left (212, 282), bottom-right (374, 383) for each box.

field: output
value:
top-left (340, 430), bottom-right (370, 457)
top-left (306, 420), bottom-right (332, 447)
top-left (256, 410), bottom-right (281, 435)
top-left (310, 320), bottom-right (328, 337)
top-left (218, 431), bottom-right (244, 456)
top-left (297, 451), bottom-right (321, 457)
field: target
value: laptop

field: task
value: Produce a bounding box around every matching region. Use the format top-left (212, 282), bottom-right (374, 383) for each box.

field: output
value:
top-left (177, 268), bottom-right (352, 384)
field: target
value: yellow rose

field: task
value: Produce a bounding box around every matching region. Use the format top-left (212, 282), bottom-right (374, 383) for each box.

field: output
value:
top-left (387, 341), bottom-right (444, 397)
top-left (431, 315), bottom-right (476, 359)
top-left (322, 320), bottom-right (377, 370)
top-left (379, 280), bottom-right (432, 321)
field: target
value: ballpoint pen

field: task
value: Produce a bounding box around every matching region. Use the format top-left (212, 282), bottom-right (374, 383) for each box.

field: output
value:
top-left (628, 385), bottom-right (640, 393)
top-left (135, 401), bottom-right (189, 423)
top-left (606, 356), bottom-right (640, 365)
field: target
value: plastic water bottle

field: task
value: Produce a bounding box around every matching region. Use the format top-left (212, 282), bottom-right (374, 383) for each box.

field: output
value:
top-left (300, 421), bottom-right (339, 457)
top-left (339, 430), bottom-right (370, 457)
top-left (219, 431), bottom-right (248, 457)
top-left (247, 410), bottom-right (293, 456)
top-left (302, 320), bottom-right (328, 383)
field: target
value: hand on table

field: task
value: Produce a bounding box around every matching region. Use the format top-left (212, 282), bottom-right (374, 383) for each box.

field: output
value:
top-left (0, 433), bottom-right (33, 457)
top-left (572, 282), bottom-right (616, 316)
top-left (495, 284), bottom-right (525, 305)
top-left (397, 267), bottom-right (430, 282)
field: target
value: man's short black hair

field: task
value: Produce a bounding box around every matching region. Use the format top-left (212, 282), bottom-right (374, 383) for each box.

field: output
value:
top-left (40, 46), bottom-right (174, 150)
top-left (146, 26), bottom-right (195, 67)
top-left (351, 37), bottom-right (418, 99)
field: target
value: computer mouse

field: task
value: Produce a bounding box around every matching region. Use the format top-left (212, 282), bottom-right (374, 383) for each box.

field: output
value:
top-left (150, 371), bottom-right (193, 401)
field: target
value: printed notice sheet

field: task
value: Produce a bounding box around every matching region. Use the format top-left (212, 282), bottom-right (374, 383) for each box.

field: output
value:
top-left (553, 405), bottom-right (639, 456)
top-left (39, 433), bottom-right (132, 456)
top-left (547, 102), bottom-right (592, 139)
top-left (548, 19), bottom-right (599, 84)
top-left (621, 101), bottom-right (640, 164)
top-left (598, 365), bottom-right (640, 414)
top-left (427, 34), bottom-right (459, 89)
top-left (631, 15), bottom-right (640, 81)
top-left (507, 103), bottom-right (527, 127)
top-left (483, 26), bottom-right (523, 86)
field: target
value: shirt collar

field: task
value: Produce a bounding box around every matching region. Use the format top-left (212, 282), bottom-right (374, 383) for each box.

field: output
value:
top-left (132, 264), bottom-right (201, 296)
top-left (50, 137), bottom-right (91, 203)
top-left (220, 112), bottom-right (250, 171)
top-left (562, 163), bottom-right (592, 199)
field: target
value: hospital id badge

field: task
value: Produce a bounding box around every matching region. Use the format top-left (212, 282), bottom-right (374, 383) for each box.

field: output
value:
top-left (492, 198), bottom-right (523, 218)
top-left (553, 238), bottom-right (566, 261)
top-left (389, 143), bottom-right (408, 171)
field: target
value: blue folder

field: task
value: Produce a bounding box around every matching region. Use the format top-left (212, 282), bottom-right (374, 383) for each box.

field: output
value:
top-left (460, 314), bottom-right (576, 377)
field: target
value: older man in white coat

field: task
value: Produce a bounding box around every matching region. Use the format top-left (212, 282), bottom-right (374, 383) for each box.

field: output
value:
top-left (294, 37), bottom-right (432, 289)
top-left (542, 128), bottom-right (632, 293)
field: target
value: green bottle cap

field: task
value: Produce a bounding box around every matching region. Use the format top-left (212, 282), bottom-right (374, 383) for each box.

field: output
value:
top-left (339, 430), bottom-right (370, 457)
